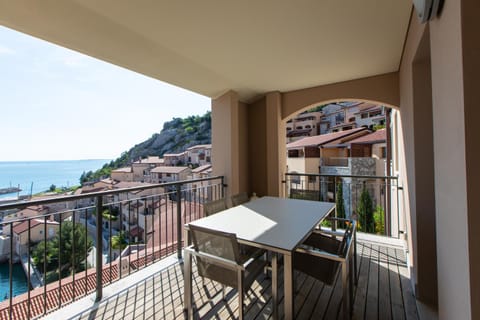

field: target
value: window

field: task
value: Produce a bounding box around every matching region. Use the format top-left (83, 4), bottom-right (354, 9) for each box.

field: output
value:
top-left (296, 126), bottom-right (303, 130)
top-left (308, 175), bottom-right (317, 183)
top-left (48, 227), bottom-right (55, 237)
top-left (381, 147), bottom-right (387, 159)
top-left (361, 113), bottom-right (368, 119)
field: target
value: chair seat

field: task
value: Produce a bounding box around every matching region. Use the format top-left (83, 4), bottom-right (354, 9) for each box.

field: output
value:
top-left (294, 233), bottom-right (341, 285)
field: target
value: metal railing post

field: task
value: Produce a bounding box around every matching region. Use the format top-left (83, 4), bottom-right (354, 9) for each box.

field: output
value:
top-left (176, 184), bottom-right (182, 260)
top-left (95, 195), bottom-right (103, 302)
top-left (333, 176), bottom-right (337, 232)
top-left (220, 176), bottom-right (225, 199)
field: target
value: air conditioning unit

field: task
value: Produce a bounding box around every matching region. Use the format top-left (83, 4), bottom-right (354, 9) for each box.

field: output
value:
top-left (413, 0), bottom-right (443, 23)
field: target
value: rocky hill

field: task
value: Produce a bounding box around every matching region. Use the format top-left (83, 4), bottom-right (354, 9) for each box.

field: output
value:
top-left (80, 111), bottom-right (211, 183)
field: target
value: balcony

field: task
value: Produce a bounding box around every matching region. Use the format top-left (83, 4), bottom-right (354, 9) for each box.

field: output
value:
top-left (45, 235), bottom-right (417, 320)
top-left (0, 175), bottom-right (415, 319)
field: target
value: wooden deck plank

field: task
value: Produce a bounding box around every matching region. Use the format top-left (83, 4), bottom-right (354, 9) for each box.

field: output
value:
top-left (352, 243), bottom-right (372, 320)
top-left (396, 249), bottom-right (419, 320)
top-left (69, 238), bottom-right (418, 320)
top-left (378, 245), bottom-right (392, 320)
top-left (365, 243), bottom-right (380, 320)
top-left (388, 246), bottom-right (406, 320)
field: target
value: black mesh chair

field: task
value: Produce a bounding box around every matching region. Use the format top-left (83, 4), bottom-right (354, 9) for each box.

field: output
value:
top-left (294, 218), bottom-right (357, 319)
top-left (203, 198), bottom-right (227, 216)
top-left (230, 192), bottom-right (249, 207)
top-left (184, 225), bottom-right (267, 320)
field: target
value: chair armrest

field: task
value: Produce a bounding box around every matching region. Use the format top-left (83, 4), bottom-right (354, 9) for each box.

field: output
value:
top-left (184, 246), bottom-right (245, 271)
top-left (296, 245), bottom-right (345, 262)
top-left (312, 229), bottom-right (345, 238)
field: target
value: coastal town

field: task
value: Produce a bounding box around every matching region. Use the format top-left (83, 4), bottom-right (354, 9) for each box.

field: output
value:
top-left (0, 101), bottom-right (390, 317)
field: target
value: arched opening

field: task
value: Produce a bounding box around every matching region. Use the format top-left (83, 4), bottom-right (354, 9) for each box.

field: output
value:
top-left (283, 99), bottom-right (402, 240)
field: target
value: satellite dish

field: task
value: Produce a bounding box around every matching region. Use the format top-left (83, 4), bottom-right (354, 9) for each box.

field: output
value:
top-left (413, 0), bottom-right (443, 23)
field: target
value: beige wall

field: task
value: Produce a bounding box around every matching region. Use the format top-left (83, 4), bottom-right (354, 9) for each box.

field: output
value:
top-left (281, 72), bottom-right (399, 120)
top-left (372, 143), bottom-right (386, 176)
top-left (248, 96), bottom-right (268, 196)
top-left (398, 18), bottom-right (438, 306)
top-left (429, 0), bottom-right (479, 318)
top-left (320, 148), bottom-right (348, 159)
top-left (286, 157), bottom-right (319, 176)
top-left (212, 91), bottom-right (248, 197)
top-left (111, 171), bottom-right (133, 182)
top-left (462, 1), bottom-right (480, 317)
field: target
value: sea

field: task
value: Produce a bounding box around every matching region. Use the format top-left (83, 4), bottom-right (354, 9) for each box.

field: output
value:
top-left (0, 159), bottom-right (110, 199)
top-left (0, 159), bottom-right (109, 301)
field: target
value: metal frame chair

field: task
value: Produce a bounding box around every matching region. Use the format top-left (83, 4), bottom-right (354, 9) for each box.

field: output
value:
top-left (230, 192), bottom-right (249, 207)
top-left (294, 217), bottom-right (357, 320)
top-left (184, 224), bottom-right (267, 320)
top-left (203, 198), bottom-right (227, 216)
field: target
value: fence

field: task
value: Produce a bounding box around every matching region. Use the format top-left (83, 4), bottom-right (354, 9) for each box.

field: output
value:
top-left (0, 176), bottom-right (225, 319)
top-left (283, 173), bottom-right (403, 238)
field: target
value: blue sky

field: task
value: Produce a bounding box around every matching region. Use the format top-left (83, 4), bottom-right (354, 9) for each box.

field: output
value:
top-left (0, 26), bottom-right (210, 162)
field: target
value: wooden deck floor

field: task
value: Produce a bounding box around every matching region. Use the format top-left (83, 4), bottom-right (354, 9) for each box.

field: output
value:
top-left (70, 239), bottom-right (419, 320)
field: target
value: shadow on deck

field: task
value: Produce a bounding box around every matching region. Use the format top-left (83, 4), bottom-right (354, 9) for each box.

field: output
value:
top-left (46, 238), bottom-right (419, 320)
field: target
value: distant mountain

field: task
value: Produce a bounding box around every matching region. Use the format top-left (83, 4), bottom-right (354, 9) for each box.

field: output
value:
top-left (80, 111), bottom-right (211, 183)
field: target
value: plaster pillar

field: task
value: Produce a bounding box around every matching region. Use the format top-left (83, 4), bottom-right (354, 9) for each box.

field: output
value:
top-left (266, 92), bottom-right (286, 197)
top-left (429, 0), bottom-right (480, 318)
top-left (211, 90), bottom-right (248, 197)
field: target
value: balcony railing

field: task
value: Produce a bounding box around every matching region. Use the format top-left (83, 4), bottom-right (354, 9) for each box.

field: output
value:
top-left (283, 173), bottom-right (404, 239)
top-left (320, 157), bottom-right (349, 167)
top-left (0, 176), bottom-right (225, 319)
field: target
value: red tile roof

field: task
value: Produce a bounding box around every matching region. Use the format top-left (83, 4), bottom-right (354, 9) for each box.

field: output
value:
top-left (111, 167), bottom-right (132, 173)
top-left (347, 128), bottom-right (386, 144)
top-left (192, 164), bottom-right (212, 173)
top-left (286, 127), bottom-right (367, 149)
top-left (150, 166), bottom-right (190, 174)
top-left (12, 219), bottom-right (59, 235)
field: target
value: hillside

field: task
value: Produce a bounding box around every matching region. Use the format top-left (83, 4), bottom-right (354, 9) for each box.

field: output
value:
top-left (80, 111), bottom-right (211, 183)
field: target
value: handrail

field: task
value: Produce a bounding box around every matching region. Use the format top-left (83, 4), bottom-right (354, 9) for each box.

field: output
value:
top-left (0, 175), bottom-right (225, 211)
top-left (0, 175), bottom-right (225, 319)
top-left (285, 172), bottom-right (399, 180)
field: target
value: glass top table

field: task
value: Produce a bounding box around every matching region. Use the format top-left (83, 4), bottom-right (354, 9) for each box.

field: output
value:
top-left (184, 196), bottom-right (335, 320)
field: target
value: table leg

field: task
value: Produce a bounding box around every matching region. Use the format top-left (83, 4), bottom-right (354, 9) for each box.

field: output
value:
top-left (272, 252), bottom-right (278, 319)
top-left (284, 253), bottom-right (294, 320)
top-left (184, 249), bottom-right (193, 319)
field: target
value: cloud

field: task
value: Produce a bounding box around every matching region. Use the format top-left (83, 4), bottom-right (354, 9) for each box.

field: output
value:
top-left (0, 45), bottom-right (15, 55)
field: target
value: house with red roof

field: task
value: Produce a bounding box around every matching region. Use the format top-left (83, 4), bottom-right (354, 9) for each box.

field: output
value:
top-left (12, 218), bottom-right (59, 256)
top-left (286, 127), bottom-right (370, 176)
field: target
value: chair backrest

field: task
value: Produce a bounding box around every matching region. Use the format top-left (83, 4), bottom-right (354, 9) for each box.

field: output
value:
top-left (337, 220), bottom-right (355, 258)
top-left (189, 224), bottom-right (241, 288)
top-left (203, 198), bottom-right (227, 216)
top-left (230, 192), bottom-right (249, 207)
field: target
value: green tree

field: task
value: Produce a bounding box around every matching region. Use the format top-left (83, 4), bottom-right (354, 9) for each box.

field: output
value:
top-left (357, 185), bottom-right (374, 233)
top-left (32, 221), bottom-right (93, 275)
top-left (336, 181), bottom-right (346, 219)
top-left (111, 231), bottom-right (128, 250)
top-left (373, 205), bottom-right (385, 234)
top-left (49, 184), bottom-right (56, 192)
top-left (32, 240), bottom-right (56, 273)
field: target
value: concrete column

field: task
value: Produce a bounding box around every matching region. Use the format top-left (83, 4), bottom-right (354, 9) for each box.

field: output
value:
top-left (430, 0), bottom-right (479, 318)
top-left (266, 92), bottom-right (286, 197)
top-left (411, 27), bottom-right (437, 306)
top-left (247, 92), bottom-right (286, 197)
top-left (211, 90), bottom-right (248, 197)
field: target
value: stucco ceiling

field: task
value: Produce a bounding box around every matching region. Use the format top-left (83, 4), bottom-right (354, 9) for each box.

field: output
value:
top-left (0, 1), bottom-right (412, 102)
